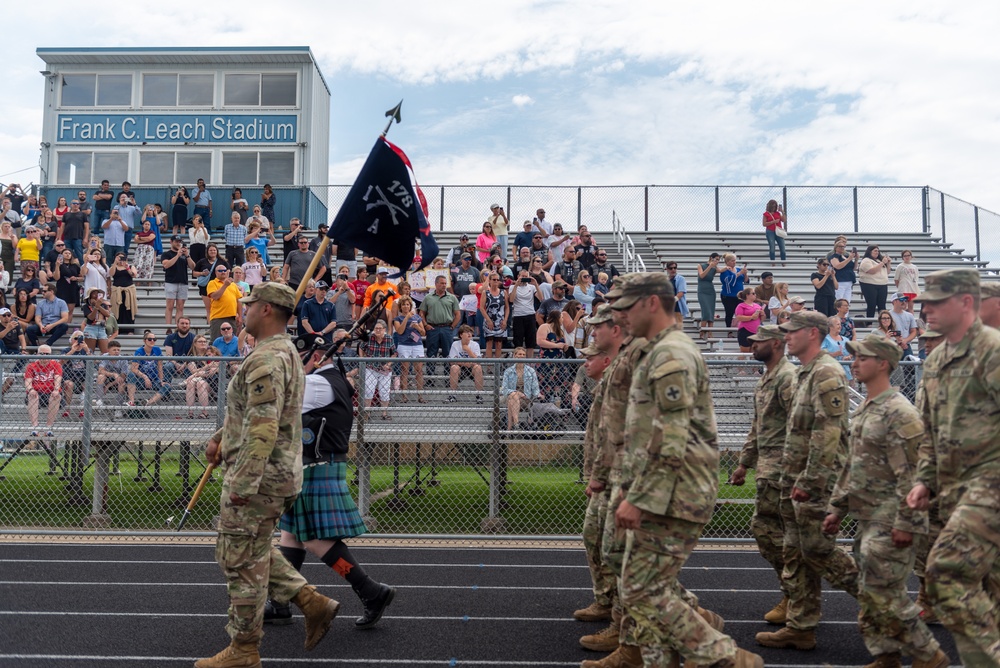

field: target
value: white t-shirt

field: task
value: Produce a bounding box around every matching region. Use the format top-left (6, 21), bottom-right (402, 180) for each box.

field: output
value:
top-left (509, 284), bottom-right (536, 317)
top-left (449, 340), bottom-right (481, 359)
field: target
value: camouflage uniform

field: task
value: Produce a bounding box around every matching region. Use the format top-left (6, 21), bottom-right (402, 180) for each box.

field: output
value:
top-left (779, 342), bottom-right (858, 631)
top-left (617, 314), bottom-right (735, 667)
top-left (916, 298), bottom-right (1000, 665)
top-left (739, 350), bottom-right (796, 586)
top-left (211, 331), bottom-right (309, 643)
top-left (829, 366), bottom-right (939, 662)
top-left (582, 379), bottom-right (616, 609)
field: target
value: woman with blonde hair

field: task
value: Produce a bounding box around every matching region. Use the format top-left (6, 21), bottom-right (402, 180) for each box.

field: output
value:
top-left (244, 219), bottom-right (272, 266)
top-left (0, 220), bottom-right (17, 274)
top-left (188, 214), bottom-right (210, 265)
top-left (393, 296), bottom-right (427, 403)
top-left (185, 335), bottom-right (219, 419)
top-left (500, 346), bottom-right (541, 429)
top-left (767, 281), bottom-right (791, 324)
top-left (269, 265), bottom-right (286, 284)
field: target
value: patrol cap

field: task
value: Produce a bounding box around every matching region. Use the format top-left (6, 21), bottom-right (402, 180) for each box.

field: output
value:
top-left (919, 329), bottom-right (944, 340)
top-left (779, 310), bottom-right (829, 332)
top-left (981, 282), bottom-right (1000, 299)
top-left (240, 281), bottom-right (296, 310)
top-left (603, 273), bottom-right (637, 300)
top-left (747, 324), bottom-right (785, 342)
top-left (580, 343), bottom-right (604, 357)
top-left (610, 273), bottom-right (675, 311)
top-left (847, 333), bottom-right (903, 369)
top-left (585, 303), bottom-right (615, 326)
top-left (915, 268), bottom-right (980, 302)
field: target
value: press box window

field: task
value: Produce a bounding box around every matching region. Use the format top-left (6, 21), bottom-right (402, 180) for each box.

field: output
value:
top-left (142, 74), bottom-right (214, 107)
top-left (139, 152), bottom-right (212, 185)
top-left (57, 151), bottom-right (128, 184)
top-left (224, 73), bottom-right (297, 107)
top-left (222, 152), bottom-right (294, 185)
top-left (60, 74), bottom-right (133, 107)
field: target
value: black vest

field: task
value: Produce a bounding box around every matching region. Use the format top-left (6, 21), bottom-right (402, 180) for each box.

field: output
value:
top-left (302, 365), bottom-right (354, 465)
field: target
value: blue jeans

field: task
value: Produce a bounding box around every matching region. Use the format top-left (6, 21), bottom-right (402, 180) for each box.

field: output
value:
top-left (766, 229), bottom-right (787, 261)
top-left (126, 371), bottom-right (171, 396)
top-left (26, 322), bottom-right (69, 347)
top-left (424, 326), bottom-right (455, 359)
top-left (92, 210), bottom-right (109, 235)
top-left (496, 234), bottom-right (509, 260)
top-left (105, 245), bottom-right (125, 262)
top-left (123, 230), bottom-right (133, 257)
top-left (66, 239), bottom-right (85, 264)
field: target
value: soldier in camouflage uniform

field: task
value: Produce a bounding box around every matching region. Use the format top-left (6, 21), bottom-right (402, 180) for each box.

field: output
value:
top-left (729, 325), bottom-right (796, 624)
top-left (756, 310), bottom-right (859, 652)
top-left (907, 269), bottom-right (1000, 666)
top-left (578, 342), bottom-right (616, 641)
top-left (980, 281), bottom-right (1000, 329)
top-left (197, 283), bottom-right (340, 668)
top-left (611, 273), bottom-right (762, 668)
top-left (823, 334), bottom-right (948, 668)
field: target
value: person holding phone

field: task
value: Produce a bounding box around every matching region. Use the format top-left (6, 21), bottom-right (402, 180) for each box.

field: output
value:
top-left (827, 237), bottom-right (858, 304)
top-left (763, 199), bottom-right (787, 263)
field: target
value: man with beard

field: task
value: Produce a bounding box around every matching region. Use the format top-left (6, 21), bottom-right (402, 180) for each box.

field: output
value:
top-left (729, 325), bottom-right (797, 624)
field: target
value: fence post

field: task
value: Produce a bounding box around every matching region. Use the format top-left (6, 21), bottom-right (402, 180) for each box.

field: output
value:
top-left (940, 191), bottom-right (947, 244)
top-left (215, 362), bottom-right (228, 430)
top-left (439, 186), bottom-right (445, 232)
top-left (644, 186), bottom-right (649, 232)
top-left (577, 187), bottom-right (582, 230)
top-left (782, 186), bottom-right (787, 221)
top-left (853, 187), bottom-right (859, 233)
top-left (922, 187), bottom-right (930, 234)
top-left (714, 186), bottom-right (720, 232)
top-left (507, 186), bottom-right (512, 222)
top-left (68, 359), bottom-right (96, 505)
top-left (975, 205), bottom-right (981, 263)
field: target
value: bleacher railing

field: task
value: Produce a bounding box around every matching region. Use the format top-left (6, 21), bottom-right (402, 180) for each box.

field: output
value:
top-left (0, 353), bottom-right (923, 542)
top-left (38, 183), bottom-right (1000, 267)
top-left (611, 210), bottom-right (647, 273)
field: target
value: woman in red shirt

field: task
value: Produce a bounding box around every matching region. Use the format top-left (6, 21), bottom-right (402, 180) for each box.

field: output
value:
top-left (763, 199), bottom-right (787, 263)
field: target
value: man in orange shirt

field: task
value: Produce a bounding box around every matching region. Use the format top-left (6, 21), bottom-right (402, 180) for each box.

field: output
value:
top-left (363, 267), bottom-right (397, 313)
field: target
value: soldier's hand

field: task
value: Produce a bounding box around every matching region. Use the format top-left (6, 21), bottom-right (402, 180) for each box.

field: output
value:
top-left (791, 486), bottom-right (811, 502)
top-left (822, 513), bottom-right (841, 535)
top-left (728, 465), bottom-right (747, 486)
top-left (615, 499), bottom-right (642, 530)
top-left (588, 480), bottom-right (605, 495)
top-left (205, 438), bottom-right (221, 465)
top-left (906, 483), bottom-right (931, 511)
top-left (891, 528), bottom-right (913, 548)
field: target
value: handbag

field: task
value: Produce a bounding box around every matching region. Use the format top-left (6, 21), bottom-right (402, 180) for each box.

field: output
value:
top-left (197, 260), bottom-right (217, 288)
top-left (775, 226), bottom-right (788, 239)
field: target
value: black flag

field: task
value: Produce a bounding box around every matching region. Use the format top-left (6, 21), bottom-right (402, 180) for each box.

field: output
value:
top-left (328, 137), bottom-right (438, 273)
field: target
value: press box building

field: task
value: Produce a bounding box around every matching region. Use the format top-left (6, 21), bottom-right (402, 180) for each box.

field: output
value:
top-left (36, 46), bottom-right (331, 227)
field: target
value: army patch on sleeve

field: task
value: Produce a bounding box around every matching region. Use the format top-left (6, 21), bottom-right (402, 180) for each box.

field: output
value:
top-left (246, 365), bottom-right (276, 407)
top-left (651, 359), bottom-right (689, 410)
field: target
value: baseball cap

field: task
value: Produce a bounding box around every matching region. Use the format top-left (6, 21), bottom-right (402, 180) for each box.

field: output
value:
top-left (170, 235), bottom-right (183, 242)
top-left (847, 333), bottom-right (903, 370)
top-left (240, 282), bottom-right (296, 310)
top-left (788, 296), bottom-right (807, 305)
top-left (461, 253), bottom-right (472, 260)
top-left (552, 280), bottom-right (568, 290)
top-left (460, 234), bottom-right (469, 240)
top-left (890, 292), bottom-right (908, 302)
top-left (314, 280), bottom-right (330, 290)
top-left (779, 310), bottom-right (829, 332)
top-left (318, 223), bottom-right (329, 230)
top-left (377, 267), bottom-right (390, 274)
top-left (490, 203), bottom-right (500, 210)
top-left (916, 268), bottom-right (980, 302)
top-left (747, 324), bottom-right (784, 342)
top-left (523, 219), bottom-right (533, 227)
top-left (760, 271), bottom-right (774, 280)
top-left (0, 307), bottom-right (11, 316)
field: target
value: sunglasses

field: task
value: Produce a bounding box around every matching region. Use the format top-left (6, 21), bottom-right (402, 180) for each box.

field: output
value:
top-left (220, 327), bottom-right (232, 331)
top-left (145, 337), bottom-right (157, 342)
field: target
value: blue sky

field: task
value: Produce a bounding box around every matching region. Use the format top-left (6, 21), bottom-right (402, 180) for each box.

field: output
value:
top-left (3, 1), bottom-right (999, 262)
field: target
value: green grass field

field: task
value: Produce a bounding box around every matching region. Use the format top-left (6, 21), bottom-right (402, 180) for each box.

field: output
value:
top-left (0, 446), bottom-right (757, 536)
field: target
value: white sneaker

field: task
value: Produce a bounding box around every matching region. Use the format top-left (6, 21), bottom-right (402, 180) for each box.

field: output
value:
top-left (95, 399), bottom-right (104, 407)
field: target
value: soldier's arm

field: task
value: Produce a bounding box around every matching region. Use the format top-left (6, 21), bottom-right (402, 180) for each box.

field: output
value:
top-left (827, 459), bottom-right (850, 517)
top-left (625, 355), bottom-right (693, 515)
top-left (913, 376), bottom-right (938, 493)
top-left (796, 368), bottom-right (847, 500)
top-left (581, 389), bottom-right (603, 482)
top-left (738, 413), bottom-right (759, 471)
top-left (228, 356), bottom-right (285, 498)
top-left (887, 414), bottom-right (929, 534)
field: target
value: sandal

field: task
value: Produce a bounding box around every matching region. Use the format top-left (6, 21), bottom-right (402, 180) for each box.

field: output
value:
top-left (398, 394), bottom-right (409, 403)
top-left (418, 396), bottom-right (427, 404)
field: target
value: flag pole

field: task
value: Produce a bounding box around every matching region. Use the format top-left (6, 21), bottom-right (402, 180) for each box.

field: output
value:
top-left (381, 100), bottom-right (403, 138)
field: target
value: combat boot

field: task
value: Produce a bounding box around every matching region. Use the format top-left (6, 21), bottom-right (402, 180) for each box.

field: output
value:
top-left (574, 601), bottom-right (613, 622)
top-left (580, 623), bottom-right (620, 652)
top-left (697, 606), bottom-right (725, 632)
top-left (755, 626), bottom-right (817, 650)
top-left (263, 599), bottom-right (293, 625)
top-left (291, 584), bottom-right (340, 650)
top-left (580, 643), bottom-right (643, 668)
top-left (689, 647), bottom-right (765, 668)
top-left (913, 649), bottom-right (950, 668)
top-left (355, 582), bottom-right (395, 628)
top-left (862, 652), bottom-right (901, 668)
top-left (193, 639), bottom-right (261, 668)
top-left (763, 595), bottom-right (789, 624)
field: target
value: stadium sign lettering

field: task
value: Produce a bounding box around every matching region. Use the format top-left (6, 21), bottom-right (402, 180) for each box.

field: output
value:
top-left (56, 114), bottom-right (297, 144)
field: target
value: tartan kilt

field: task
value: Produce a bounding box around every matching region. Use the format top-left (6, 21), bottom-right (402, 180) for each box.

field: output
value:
top-left (279, 462), bottom-right (367, 541)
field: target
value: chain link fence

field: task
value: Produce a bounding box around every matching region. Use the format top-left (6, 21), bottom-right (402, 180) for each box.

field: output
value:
top-left (0, 353), bottom-right (922, 542)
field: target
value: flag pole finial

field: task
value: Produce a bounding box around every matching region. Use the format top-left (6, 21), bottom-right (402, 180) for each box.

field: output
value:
top-left (382, 100), bottom-right (403, 137)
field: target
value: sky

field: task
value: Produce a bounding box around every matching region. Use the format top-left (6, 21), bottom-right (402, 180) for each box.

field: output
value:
top-left (3, 1), bottom-right (999, 261)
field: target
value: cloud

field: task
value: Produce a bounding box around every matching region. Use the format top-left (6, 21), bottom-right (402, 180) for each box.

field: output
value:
top-left (512, 94), bottom-right (534, 108)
